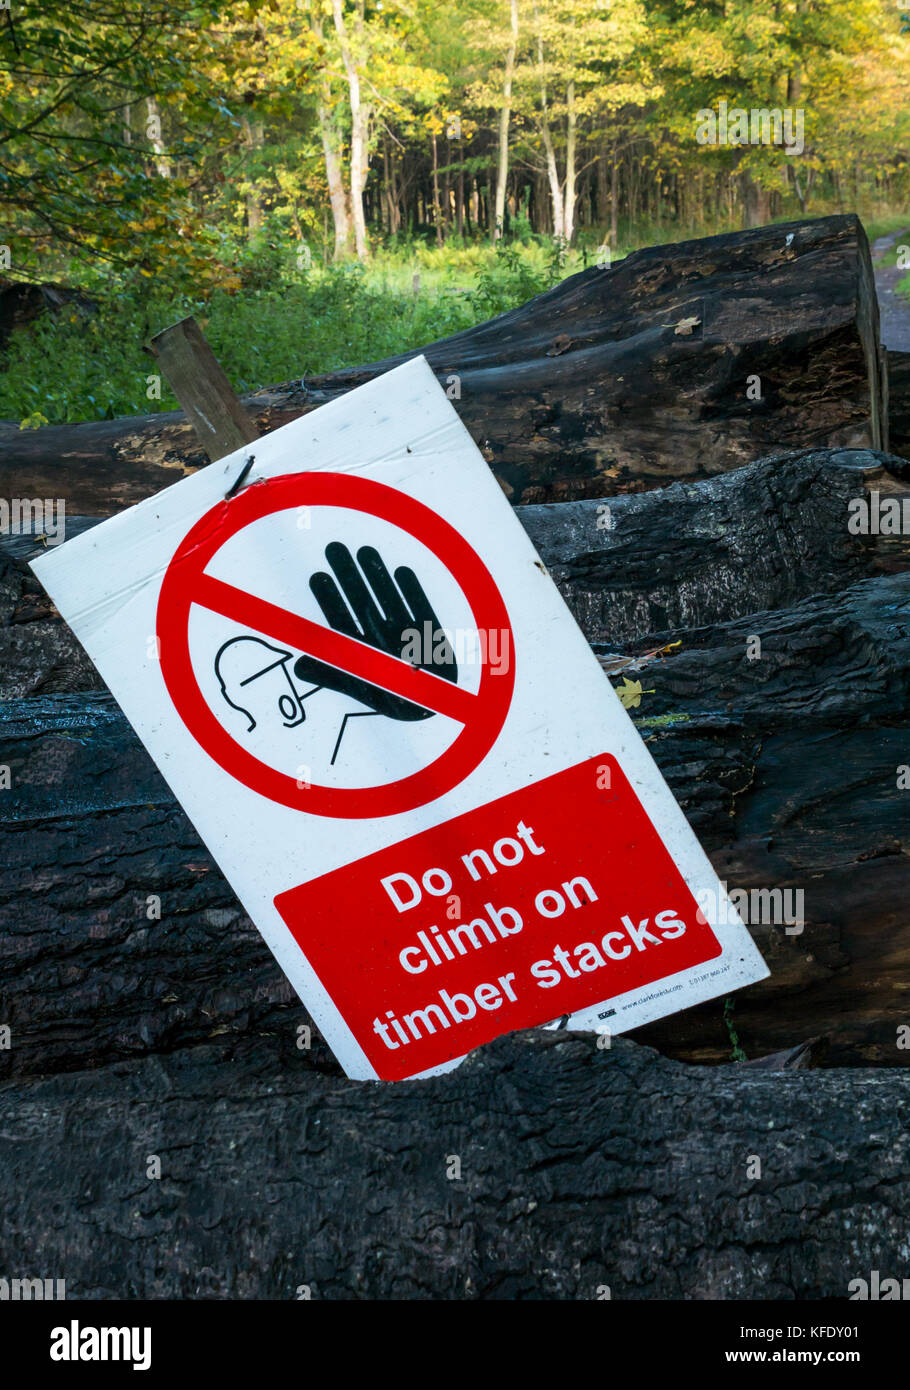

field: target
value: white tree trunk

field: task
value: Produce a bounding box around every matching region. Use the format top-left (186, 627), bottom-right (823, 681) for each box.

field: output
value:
top-left (563, 81), bottom-right (577, 244)
top-left (333, 0), bottom-right (370, 262)
top-left (319, 102), bottom-right (353, 260)
top-left (145, 97), bottom-right (170, 179)
top-left (311, 14), bottom-right (353, 261)
top-left (536, 36), bottom-right (564, 240)
top-left (494, 0), bottom-right (519, 241)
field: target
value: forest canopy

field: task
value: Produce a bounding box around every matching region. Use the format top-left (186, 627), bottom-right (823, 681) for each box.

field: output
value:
top-left (2, 0), bottom-right (908, 284)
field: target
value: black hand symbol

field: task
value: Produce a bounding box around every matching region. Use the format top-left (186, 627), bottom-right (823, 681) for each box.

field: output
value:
top-left (293, 543), bottom-right (458, 761)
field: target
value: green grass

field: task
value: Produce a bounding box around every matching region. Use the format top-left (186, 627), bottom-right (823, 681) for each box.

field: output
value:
top-left (864, 212), bottom-right (910, 251)
top-left (0, 242), bottom-right (580, 426)
top-left (4, 206), bottom-right (908, 428)
top-left (0, 270), bottom-right (481, 425)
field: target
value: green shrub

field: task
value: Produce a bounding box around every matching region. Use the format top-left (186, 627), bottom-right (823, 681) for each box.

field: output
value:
top-left (0, 241), bottom-right (584, 425)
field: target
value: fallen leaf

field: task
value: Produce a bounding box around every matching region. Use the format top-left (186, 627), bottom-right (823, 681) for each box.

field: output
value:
top-left (598, 640), bottom-right (681, 674)
top-left (614, 676), bottom-right (655, 709)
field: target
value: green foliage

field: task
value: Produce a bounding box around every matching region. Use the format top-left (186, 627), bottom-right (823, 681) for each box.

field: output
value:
top-left (0, 0), bottom-right (243, 286)
top-left (723, 996), bottom-right (747, 1064)
top-left (2, 0), bottom-right (909, 427)
top-left (0, 243), bottom-right (581, 424)
top-left (469, 238), bottom-right (569, 317)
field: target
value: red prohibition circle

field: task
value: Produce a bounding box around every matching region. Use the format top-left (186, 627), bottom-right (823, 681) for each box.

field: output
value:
top-left (156, 472), bottom-right (515, 819)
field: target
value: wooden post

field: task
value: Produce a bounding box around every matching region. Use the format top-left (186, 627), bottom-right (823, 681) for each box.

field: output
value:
top-left (146, 316), bottom-right (259, 462)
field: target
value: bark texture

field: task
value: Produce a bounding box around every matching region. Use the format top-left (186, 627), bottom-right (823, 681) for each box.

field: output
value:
top-left (888, 349), bottom-right (910, 461)
top-left (1, 1032), bottom-right (909, 1299)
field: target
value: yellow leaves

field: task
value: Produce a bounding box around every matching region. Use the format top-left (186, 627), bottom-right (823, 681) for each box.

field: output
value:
top-left (615, 677), bottom-right (655, 710)
top-left (19, 411), bottom-right (49, 431)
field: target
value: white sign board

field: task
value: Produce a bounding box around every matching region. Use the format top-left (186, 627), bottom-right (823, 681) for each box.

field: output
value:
top-left (33, 357), bottom-right (768, 1080)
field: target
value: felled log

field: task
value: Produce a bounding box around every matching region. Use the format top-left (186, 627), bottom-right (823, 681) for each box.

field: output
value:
top-left (3, 447), bottom-right (907, 698)
top-left (2, 1031), bottom-right (910, 1299)
top-left (0, 215), bottom-right (886, 507)
top-left (888, 349), bottom-right (910, 461)
top-left (520, 445), bottom-right (910, 646)
top-left (3, 567), bottom-right (910, 1077)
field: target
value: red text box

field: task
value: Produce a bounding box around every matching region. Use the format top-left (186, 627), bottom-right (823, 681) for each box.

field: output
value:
top-left (274, 753), bottom-right (721, 1079)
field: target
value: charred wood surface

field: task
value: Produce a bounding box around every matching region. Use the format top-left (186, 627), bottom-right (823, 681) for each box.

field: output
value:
top-left (1, 1032), bottom-right (909, 1298)
top-left (888, 349), bottom-right (910, 462)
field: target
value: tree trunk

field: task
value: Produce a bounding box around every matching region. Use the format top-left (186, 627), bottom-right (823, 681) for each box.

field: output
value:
top-left (563, 81), bottom-right (577, 244)
top-left (431, 130), bottom-right (443, 246)
top-left (536, 36), bottom-right (564, 240)
top-left (741, 170), bottom-right (771, 229)
top-left (5, 1030), bottom-right (910, 1299)
top-left (455, 137), bottom-right (465, 238)
top-left (333, 0), bottom-right (370, 262)
top-left (240, 116), bottom-right (264, 234)
top-left (595, 140), bottom-right (609, 225)
top-left (316, 93), bottom-right (352, 260)
top-left (609, 140), bottom-right (619, 245)
top-left (145, 97), bottom-right (170, 179)
top-left (493, 0), bottom-right (519, 242)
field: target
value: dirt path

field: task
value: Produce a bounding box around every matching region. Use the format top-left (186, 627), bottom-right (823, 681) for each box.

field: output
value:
top-left (872, 227), bottom-right (910, 351)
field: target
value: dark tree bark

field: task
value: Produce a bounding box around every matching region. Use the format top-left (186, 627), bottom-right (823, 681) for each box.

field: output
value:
top-left (522, 446), bottom-right (910, 645)
top-left (0, 278), bottom-right (96, 351)
top-left (888, 350), bottom-right (910, 461)
top-left (2, 1032), bottom-right (910, 1299)
top-left (0, 216), bottom-right (888, 508)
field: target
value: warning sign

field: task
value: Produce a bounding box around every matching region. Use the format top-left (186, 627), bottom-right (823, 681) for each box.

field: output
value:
top-left (156, 471), bottom-right (514, 818)
top-left (32, 355), bottom-right (768, 1081)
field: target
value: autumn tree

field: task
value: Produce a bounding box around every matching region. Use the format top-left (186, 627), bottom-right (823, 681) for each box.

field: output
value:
top-left (0, 0), bottom-right (248, 284)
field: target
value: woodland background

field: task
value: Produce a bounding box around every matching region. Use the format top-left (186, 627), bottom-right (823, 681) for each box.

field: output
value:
top-left (1, 0), bottom-right (909, 424)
